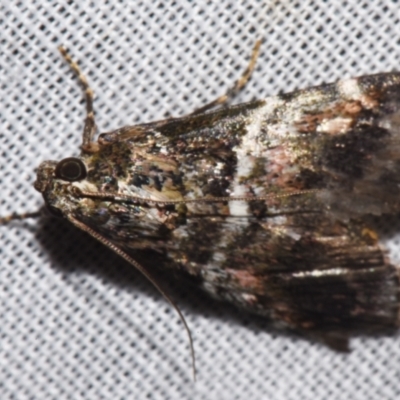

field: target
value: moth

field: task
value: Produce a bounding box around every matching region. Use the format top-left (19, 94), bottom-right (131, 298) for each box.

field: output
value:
top-left (2, 41), bottom-right (400, 376)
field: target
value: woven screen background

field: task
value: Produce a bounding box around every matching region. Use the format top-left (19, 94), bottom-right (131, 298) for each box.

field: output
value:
top-left (1, 1), bottom-right (400, 399)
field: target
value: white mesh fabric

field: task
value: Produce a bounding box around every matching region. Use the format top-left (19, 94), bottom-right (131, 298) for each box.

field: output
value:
top-left (1, 1), bottom-right (400, 399)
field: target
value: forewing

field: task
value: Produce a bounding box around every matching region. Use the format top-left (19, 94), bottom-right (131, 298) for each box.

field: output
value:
top-left (167, 211), bottom-right (400, 337)
top-left (96, 73), bottom-right (400, 219)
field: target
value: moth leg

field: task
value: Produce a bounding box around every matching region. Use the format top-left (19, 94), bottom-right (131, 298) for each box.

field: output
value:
top-left (58, 46), bottom-right (97, 153)
top-left (189, 39), bottom-right (262, 115)
top-left (0, 211), bottom-right (41, 225)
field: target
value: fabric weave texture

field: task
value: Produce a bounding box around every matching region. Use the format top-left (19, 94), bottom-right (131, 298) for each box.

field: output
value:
top-left (1, 1), bottom-right (400, 399)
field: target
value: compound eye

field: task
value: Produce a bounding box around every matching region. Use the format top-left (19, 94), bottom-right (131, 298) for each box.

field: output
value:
top-left (55, 157), bottom-right (87, 182)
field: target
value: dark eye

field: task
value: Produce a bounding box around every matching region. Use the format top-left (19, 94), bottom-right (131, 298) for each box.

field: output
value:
top-left (55, 157), bottom-right (87, 182)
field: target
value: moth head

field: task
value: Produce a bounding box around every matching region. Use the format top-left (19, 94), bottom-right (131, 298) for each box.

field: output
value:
top-left (34, 157), bottom-right (89, 216)
top-left (34, 157), bottom-right (87, 191)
